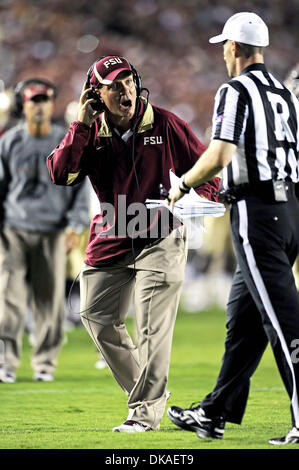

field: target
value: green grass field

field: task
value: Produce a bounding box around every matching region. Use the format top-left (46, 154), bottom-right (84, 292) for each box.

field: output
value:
top-left (0, 305), bottom-right (294, 450)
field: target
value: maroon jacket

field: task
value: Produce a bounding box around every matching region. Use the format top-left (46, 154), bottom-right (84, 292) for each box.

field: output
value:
top-left (47, 99), bottom-right (220, 266)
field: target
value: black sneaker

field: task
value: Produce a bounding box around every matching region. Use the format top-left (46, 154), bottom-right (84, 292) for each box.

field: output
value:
top-left (167, 402), bottom-right (225, 439)
top-left (269, 427), bottom-right (299, 445)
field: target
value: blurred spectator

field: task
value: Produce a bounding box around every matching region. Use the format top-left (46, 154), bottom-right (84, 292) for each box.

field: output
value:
top-left (0, 78), bottom-right (90, 383)
top-left (0, 0), bottom-right (297, 138)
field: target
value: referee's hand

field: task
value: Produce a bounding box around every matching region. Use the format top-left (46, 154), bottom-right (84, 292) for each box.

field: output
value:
top-left (166, 186), bottom-right (184, 211)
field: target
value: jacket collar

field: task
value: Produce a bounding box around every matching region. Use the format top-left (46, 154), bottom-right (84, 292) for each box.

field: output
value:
top-left (97, 97), bottom-right (154, 137)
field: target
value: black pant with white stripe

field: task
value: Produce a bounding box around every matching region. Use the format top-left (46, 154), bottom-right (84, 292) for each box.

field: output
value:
top-left (201, 193), bottom-right (299, 427)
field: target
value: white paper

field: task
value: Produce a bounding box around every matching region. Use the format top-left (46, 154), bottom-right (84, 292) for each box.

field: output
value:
top-left (145, 170), bottom-right (225, 219)
top-left (145, 171), bottom-right (226, 247)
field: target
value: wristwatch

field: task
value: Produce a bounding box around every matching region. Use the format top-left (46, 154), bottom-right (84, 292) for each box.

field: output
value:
top-left (179, 175), bottom-right (191, 194)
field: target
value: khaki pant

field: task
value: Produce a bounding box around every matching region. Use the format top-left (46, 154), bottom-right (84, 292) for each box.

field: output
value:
top-left (0, 227), bottom-right (66, 374)
top-left (80, 227), bottom-right (187, 429)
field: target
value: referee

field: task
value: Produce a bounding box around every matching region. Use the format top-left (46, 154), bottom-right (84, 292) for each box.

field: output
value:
top-left (167, 12), bottom-right (299, 445)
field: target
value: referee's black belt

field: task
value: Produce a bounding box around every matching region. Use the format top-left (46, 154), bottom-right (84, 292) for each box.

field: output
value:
top-left (219, 181), bottom-right (299, 204)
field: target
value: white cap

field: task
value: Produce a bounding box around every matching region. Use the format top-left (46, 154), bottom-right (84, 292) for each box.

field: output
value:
top-left (209, 12), bottom-right (269, 47)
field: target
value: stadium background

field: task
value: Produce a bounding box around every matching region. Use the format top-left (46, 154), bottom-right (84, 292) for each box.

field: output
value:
top-left (1, 0), bottom-right (298, 141)
top-left (2, 0), bottom-right (298, 310)
top-left (0, 0), bottom-right (299, 455)
top-left (0, 0), bottom-right (299, 449)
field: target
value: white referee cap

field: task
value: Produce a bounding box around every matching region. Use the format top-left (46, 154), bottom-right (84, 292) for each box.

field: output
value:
top-left (209, 12), bottom-right (269, 47)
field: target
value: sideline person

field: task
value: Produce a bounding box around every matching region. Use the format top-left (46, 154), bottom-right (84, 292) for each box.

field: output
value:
top-left (167, 12), bottom-right (299, 445)
top-left (47, 55), bottom-right (220, 432)
top-left (0, 78), bottom-right (90, 383)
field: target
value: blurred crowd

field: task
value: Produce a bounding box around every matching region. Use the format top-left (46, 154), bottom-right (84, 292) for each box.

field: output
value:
top-left (0, 0), bottom-right (298, 314)
top-left (0, 0), bottom-right (298, 138)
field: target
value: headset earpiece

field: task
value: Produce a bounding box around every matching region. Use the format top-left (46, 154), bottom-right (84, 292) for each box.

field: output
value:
top-left (129, 64), bottom-right (142, 98)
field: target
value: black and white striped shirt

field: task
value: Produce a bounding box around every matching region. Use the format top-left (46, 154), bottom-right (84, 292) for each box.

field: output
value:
top-left (212, 63), bottom-right (299, 190)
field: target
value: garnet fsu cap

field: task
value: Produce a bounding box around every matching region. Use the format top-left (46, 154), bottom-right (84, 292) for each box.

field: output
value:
top-left (90, 56), bottom-right (132, 87)
top-left (209, 12), bottom-right (269, 47)
top-left (22, 83), bottom-right (55, 101)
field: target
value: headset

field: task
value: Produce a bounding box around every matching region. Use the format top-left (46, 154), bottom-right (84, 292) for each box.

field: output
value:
top-left (85, 56), bottom-right (143, 113)
top-left (14, 78), bottom-right (57, 117)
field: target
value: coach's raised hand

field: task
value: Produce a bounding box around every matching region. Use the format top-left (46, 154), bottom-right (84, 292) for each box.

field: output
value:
top-left (78, 81), bottom-right (101, 126)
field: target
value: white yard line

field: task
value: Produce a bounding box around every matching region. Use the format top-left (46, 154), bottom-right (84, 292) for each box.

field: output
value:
top-left (0, 388), bottom-right (104, 394)
top-left (0, 427), bottom-right (106, 434)
top-left (0, 386), bottom-right (285, 395)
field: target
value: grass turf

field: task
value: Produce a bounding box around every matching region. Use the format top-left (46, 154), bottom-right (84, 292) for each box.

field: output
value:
top-left (0, 305), bottom-right (294, 450)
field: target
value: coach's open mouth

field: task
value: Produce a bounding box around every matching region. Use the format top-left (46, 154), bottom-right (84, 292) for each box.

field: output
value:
top-left (120, 97), bottom-right (132, 111)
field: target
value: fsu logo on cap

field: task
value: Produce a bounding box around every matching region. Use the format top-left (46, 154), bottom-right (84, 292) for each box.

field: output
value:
top-left (103, 58), bottom-right (124, 69)
top-left (91, 56), bottom-right (132, 87)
